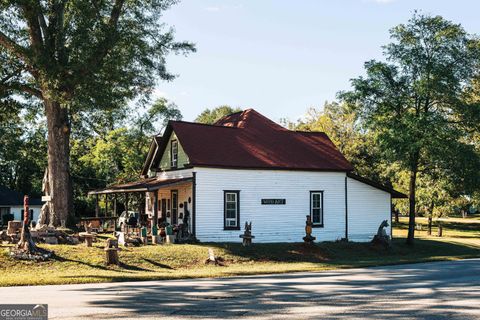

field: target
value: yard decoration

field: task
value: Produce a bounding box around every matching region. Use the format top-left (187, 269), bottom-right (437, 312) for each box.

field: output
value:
top-left (205, 248), bottom-right (225, 266)
top-left (371, 220), bottom-right (391, 248)
top-left (303, 215), bottom-right (316, 244)
top-left (10, 195), bottom-right (53, 261)
top-left (239, 221), bottom-right (255, 246)
top-left (104, 238), bottom-right (119, 265)
top-left (79, 223), bottom-right (95, 247)
top-left (6, 220), bottom-right (22, 242)
top-left (37, 168), bottom-right (50, 227)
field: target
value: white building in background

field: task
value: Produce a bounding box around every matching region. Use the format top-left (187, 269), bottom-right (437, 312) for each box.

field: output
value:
top-left (0, 185), bottom-right (43, 224)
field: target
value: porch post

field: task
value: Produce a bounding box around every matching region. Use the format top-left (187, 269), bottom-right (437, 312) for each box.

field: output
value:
top-left (192, 172), bottom-right (196, 237)
top-left (95, 194), bottom-right (99, 218)
top-left (125, 193), bottom-right (129, 216)
top-left (105, 194), bottom-right (108, 217)
top-left (113, 195), bottom-right (117, 217)
top-left (153, 191), bottom-right (158, 232)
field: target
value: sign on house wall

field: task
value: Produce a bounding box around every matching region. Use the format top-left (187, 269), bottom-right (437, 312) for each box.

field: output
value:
top-left (261, 199), bottom-right (286, 205)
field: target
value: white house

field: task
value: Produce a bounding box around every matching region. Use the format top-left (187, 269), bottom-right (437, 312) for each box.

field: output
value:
top-left (0, 185), bottom-right (43, 224)
top-left (89, 109), bottom-right (406, 242)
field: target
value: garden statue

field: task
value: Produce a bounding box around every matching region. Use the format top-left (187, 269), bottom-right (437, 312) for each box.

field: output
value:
top-left (371, 220), bottom-right (391, 247)
top-left (303, 215), bottom-right (316, 244)
top-left (239, 221), bottom-right (255, 246)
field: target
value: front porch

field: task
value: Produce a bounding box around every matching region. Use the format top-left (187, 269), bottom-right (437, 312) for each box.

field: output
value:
top-left (87, 176), bottom-right (195, 241)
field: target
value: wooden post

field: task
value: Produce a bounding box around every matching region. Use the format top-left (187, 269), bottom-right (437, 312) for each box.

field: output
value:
top-left (125, 193), bottom-right (129, 215)
top-left (113, 195), bottom-right (117, 217)
top-left (105, 194), bottom-right (108, 217)
top-left (153, 192), bottom-right (158, 233)
top-left (105, 248), bottom-right (119, 265)
top-left (95, 194), bottom-right (99, 218)
top-left (85, 235), bottom-right (93, 247)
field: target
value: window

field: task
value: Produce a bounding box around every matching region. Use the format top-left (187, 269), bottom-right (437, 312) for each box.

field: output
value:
top-left (310, 191), bottom-right (324, 226)
top-left (224, 191), bottom-right (240, 230)
top-left (170, 140), bottom-right (178, 168)
top-left (0, 207), bottom-right (11, 224)
top-left (0, 207), bottom-right (10, 216)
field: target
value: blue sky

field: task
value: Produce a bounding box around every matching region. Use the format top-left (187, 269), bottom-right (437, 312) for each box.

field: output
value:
top-left (156, 0), bottom-right (480, 123)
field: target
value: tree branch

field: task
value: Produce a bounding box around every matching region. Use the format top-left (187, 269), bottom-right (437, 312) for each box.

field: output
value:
top-left (20, 4), bottom-right (45, 56)
top-left (0, 82), bottom-right (43, 99)
top-left (0, 31), bottom-right (31, 64)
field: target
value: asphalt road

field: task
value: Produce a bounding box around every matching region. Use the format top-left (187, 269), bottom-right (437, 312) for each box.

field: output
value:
top-left (1, 259), bottom-right (480, 319)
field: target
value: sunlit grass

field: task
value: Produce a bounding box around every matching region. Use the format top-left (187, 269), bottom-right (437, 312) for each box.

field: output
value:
top-left (0, 216), bottom-right (478, 286)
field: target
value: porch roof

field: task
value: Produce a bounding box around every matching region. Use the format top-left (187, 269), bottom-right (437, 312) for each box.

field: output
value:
top-left (88, 177), bottom-right (192, 195)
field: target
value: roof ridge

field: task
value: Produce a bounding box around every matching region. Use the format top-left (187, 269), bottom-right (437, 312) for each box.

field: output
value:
top-left (294, 130), bottom-right (328, 135)
top-left (171, 120), bottom-right (240, 129)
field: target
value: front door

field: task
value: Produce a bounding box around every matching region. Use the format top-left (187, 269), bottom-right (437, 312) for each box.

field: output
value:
top-left (160, 199), bottom-right (167, 223)
top-left (171, 190), bottom-right (178, 225)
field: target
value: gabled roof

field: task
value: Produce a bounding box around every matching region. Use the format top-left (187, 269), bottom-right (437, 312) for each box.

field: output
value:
top-left (0, 185), bottom-right (43, 206)
top-left (151, 109), bottom-right (353, 172)
top-left (141, 136), bottom-right (163, 177)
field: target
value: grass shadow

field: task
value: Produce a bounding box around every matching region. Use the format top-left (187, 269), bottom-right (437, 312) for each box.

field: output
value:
top-left (142, 258), bottom-right (175, 270)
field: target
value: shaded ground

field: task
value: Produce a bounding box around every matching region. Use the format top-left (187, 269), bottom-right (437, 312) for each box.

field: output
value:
top-left (1, 259), bottom-right (479, 319)
top-left (0, 216), bottom-right (479, 286)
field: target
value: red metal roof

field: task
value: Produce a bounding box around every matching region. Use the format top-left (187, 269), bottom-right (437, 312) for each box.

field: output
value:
top-left (166, 109), bottom-right (353, 171)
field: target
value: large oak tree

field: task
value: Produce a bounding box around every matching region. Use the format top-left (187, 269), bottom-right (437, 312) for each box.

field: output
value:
top-left (0, 0), bottom-right (194, 226)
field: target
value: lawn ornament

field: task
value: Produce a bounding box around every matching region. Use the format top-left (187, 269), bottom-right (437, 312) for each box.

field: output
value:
top-left (303, 215), bottom-right (316, 244)
top-left (239, 221), bottom-right (255, 246)
top-left (371, 220), bottom-right (391, 247)
top-left (205, 247), bottom-right (225, 266)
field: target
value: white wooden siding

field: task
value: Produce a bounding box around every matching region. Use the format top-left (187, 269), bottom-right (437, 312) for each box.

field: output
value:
top-left (194, 167), bottom-right (347, 243)
top-left (347, 177), bottom-right (391, 242)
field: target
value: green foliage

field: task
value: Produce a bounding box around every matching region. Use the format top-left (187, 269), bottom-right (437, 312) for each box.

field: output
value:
top-left (339, 13), bottom-right (480, 242)
top-left (296, 102), bottom-right (388, 183)
top-left (0, 99), bottom-right (47, 197)
top-left (0, 0), bottom-right (196, 109)
top-left (195, 105), bottom-right (242, 124)
top-left (70, 98), bottom-right (182, 216)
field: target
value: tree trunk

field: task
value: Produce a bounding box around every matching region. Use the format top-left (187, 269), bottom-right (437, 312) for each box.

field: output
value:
top-left (44, 99), bottom-right (73, 227)
top-left (406, 162), bottom-right (418, 246)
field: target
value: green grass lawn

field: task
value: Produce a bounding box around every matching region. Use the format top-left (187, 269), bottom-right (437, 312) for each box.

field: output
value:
top-left (1, 216), bottom-right (479, 287)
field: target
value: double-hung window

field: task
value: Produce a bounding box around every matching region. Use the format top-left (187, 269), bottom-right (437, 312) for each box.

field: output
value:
top-left (224, 191), bottom-right (240, 229)
top-left (170, 140), bottom-right (178, 168)
top-left (310, 191), bottom-right (324, 226)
